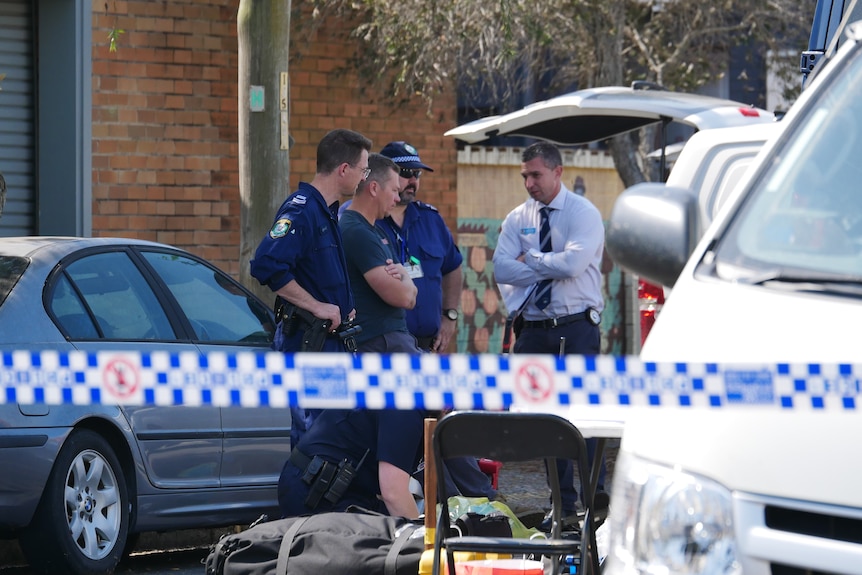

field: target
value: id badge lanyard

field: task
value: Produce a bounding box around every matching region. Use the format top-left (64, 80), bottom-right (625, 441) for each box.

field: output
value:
top-left (393, 227), bottom-right (408, 264)
top-left (391, 223), bottom-right (423, 278)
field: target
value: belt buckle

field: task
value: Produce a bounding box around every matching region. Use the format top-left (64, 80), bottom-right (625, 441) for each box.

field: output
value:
top-left (550, 317), bottom-right (559, 328)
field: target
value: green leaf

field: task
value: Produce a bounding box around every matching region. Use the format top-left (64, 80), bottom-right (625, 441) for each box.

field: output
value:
top-left (107, 28), bottom-right (125, 53)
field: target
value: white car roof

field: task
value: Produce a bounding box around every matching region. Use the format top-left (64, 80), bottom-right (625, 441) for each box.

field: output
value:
top-left (445, 86), bottom-right (775, 145)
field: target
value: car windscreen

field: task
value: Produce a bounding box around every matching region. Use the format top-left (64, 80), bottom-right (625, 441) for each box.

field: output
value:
top-left (711, 45), bottom-right (862, 287)
top-left (0, 256), bottom-right (29, 308)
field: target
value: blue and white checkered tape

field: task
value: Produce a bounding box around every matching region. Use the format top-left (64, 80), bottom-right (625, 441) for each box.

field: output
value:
top-left (1, 349), bottom-right (860, 411)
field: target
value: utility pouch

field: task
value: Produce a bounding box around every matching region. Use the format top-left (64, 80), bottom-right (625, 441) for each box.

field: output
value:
top-left (275, 298), bottom-right (299, 338)
top-left (305, 461), bottom-right (337, 509)
top-left (512, 313), bottom-right (524, 337)
top-left (301, 318), bottom-right (332, 352)
top-left (301, 455), bottom-right (325, 485)
top-left (502, 312), bottom-right (523, 354)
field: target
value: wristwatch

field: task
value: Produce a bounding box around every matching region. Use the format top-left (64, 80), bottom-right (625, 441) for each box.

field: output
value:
top-left (443, 309), bottom-right (459, 321)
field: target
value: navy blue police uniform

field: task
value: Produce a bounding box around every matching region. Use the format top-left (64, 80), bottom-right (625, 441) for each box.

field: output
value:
top-left (378, 201), bottom-right (463, 347)
top-left (278, 408), bottom-right (426, 518)
top-left (250, 182), bottom-right (354, 352)
top-left (250, 182), bottom-right (354, 447)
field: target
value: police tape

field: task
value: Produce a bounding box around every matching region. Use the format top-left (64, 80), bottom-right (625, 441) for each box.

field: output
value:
top-left (1, 349), bottom-right (859, 412)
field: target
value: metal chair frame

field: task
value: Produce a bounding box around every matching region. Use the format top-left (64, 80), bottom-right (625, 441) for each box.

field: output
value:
top-left (430, 411), bottom-right (600, 575)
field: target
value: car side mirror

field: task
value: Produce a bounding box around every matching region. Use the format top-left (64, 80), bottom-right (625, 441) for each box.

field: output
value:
top-left (606, 183), bottom-right (700, 288)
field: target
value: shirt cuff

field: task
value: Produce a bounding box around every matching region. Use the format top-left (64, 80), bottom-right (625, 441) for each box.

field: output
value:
top-left (525, 248), bottom-right (544, 270)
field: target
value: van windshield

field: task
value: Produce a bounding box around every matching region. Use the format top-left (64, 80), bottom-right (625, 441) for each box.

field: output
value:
top-left (714, 44), bottom-right (862, 284)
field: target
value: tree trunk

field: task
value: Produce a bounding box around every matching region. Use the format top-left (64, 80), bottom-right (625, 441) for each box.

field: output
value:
top-left (589, 1), bottom-right (648, 189)
top-left (609, 131), bottom-right (647, 188)
top-left (237, 0), bottom-right (292, 305)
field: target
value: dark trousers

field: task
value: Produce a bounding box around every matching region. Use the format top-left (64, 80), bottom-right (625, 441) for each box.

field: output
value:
top-left (546, 441), bottom-right (606, 512)
top-left (445, 457), bottom-right (497, 499)
top-left (515, 320), bottom-right (604, 512)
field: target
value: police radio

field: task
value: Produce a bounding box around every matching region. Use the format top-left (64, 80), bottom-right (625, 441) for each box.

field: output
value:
top-left (323, 448), bottom-right (370, 505)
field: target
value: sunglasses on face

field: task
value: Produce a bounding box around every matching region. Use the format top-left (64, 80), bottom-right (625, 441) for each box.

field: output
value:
top-left (399, 168), bottom-right (422, 180)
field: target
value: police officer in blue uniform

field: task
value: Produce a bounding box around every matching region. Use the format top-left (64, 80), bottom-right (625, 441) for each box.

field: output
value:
top-left (278, 408), bottom-right (427, 519)
top-left (250, 129), bottom-right (371, 446)
top-left (378, 142), bottom-right (463, 353)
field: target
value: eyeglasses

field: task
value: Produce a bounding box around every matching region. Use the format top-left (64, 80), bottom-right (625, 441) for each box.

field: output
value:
top-left (399, 168), bottom-right (422, 180)
top-left (354, 165), bottom-right (372, 180)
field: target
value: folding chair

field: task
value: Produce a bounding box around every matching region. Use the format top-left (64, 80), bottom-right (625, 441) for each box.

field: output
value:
top-left (430, 411), bottom-right (599, 575)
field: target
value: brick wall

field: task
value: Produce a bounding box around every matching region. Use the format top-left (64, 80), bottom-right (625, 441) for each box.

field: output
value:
top-left (287, 13), bottom-right (458, 228)
top-left (91, 1), bottom-right (458, 279)
top-left (91, 0), bottom-right (242, 274)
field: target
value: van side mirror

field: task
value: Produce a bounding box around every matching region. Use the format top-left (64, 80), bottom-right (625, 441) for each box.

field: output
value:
top-left (606, 183), bottom-right (700, 288)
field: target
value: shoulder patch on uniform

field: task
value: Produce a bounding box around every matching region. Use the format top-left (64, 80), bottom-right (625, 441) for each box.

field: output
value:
top-left (416, 201), bottom-right (439, 212)
top-left (270, 218), bottom-right (292, 239)
top-left (291, 195), bottom-right (307, 205)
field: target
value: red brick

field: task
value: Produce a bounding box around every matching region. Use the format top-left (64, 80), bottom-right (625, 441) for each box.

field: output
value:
top-left (91, 0), bottom-right (456, 269)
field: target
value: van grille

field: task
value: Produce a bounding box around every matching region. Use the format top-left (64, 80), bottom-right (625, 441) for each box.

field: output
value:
top-left (771, 565), bottom-right (842, 575)
top-left (766, 504), bottom-right (862, 575)
top-left (765, 505), bottom-right (862, 544)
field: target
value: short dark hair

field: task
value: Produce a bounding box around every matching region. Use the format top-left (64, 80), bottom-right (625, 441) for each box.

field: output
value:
top-left (356, 153), bottom-right (398, 195)
top-left (317, 129), bottom-right (373, 174)
top-left (522, 141), bottom-right (562, 170)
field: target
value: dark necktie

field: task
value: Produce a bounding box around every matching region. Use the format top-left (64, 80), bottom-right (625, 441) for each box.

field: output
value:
top-left (535, 207), bottom-right (552, 310)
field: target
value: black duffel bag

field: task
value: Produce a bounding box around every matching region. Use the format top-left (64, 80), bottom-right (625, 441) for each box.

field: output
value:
top-left (204, 508), bottom-right (425, 575)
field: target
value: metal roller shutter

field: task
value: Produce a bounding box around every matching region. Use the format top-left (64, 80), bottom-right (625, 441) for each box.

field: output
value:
top-left (0, 0), bottom-right (35, 236)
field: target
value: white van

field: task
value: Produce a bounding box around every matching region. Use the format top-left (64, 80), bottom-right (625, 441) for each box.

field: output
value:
top-left (633, 122), bottom-right (784, 346)
top-left (604, 22), bottom-right (862, 575)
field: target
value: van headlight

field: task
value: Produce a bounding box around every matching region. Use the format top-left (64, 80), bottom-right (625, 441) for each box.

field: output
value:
top-left (605, 454), bottom-right (740, 575)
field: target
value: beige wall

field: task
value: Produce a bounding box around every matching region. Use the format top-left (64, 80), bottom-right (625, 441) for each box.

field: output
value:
top-left (456, 146), bottom-right (622, 221)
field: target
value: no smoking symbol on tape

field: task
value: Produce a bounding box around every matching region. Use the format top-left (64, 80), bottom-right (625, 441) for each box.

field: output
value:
top-left (103, 358), bottom-right (140, 399)
top-left (515, 362), bottom-right (553, 402)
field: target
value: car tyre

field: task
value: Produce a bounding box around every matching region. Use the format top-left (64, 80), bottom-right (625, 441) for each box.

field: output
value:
top-left (20, 429), bottom-right (130, 575)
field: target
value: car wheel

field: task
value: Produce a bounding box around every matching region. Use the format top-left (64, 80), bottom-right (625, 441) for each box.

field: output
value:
top-left (20, 429), bottom-right (130, 575)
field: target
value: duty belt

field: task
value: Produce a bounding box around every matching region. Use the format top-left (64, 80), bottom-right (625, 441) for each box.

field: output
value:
top-left (521, 311), bottom-right (589, 329)
top-left (288, 447), bottom-right (368, 509)
top-left (288, 447), bottom-right (313, 471)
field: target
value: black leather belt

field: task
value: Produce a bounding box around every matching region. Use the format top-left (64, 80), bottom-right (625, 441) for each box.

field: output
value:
top-left (521, 311), bottom-right (588, 329)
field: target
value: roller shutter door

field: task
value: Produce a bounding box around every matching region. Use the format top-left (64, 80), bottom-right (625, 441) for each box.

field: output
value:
top-left (0, 0), bottom-right (35, 236)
